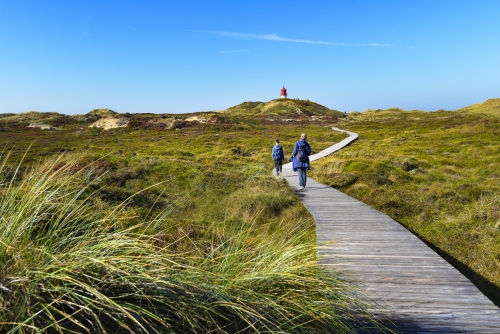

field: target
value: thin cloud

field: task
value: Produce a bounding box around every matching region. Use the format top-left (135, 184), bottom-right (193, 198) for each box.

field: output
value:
top-left (196, 30), bottom-right (342, 45)
top-left (194, 31), bottom-right (394, 47)
top-left (220, 49), bottom-right (248, 54)
top-left (81, 15), bottom-right (92, 24)
top-left (357, 43), bottom-right (394, 47)
top-left (81, 15), bottom-right (92, 36)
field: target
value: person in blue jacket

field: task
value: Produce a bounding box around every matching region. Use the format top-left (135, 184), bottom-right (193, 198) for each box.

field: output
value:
top-left (291, 133), bottom-right (312, 190)
top-left (271, 139), bottom-right (285, 176)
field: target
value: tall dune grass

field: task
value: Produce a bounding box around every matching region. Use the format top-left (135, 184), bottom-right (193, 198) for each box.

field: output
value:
top-left (0, 154), bottom-right (382, 333)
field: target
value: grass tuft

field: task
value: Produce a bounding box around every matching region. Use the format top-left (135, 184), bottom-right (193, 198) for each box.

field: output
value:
top-left (0, 153), bottom-right (382, 333)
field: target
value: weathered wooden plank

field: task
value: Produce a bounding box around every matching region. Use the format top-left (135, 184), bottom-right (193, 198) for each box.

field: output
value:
top-left (363, 289), bottom-right (487, 297)
top-left (358, 277), bottom-right (481, 284)
top-left (317, 227), bottom-right (412, 233)
top-left (378, 318), bottom-right (500, 327)
top-left (317, 230), bottom-right (417, 235)
top-left (373, 301), bottom-right (494, 308)
top-left (319, 243), bottom-right (430, 248)
top-left (377, 309), bottom-right (499, 316)
top-left (366, 292), bottom-right (486, 299)
top-left (375, 296), bottom-right (494, 304)
top-left (377, 325), bottom-right (500, 334)
top-left (319, 256), bottom-right (463, 268)
top-left (319, 255), bottom-right (451, 263)
top-left (316, 236), bottom-right (426, 242)
top-left (376, 314), bottom-right (500, 322)
top-left (358, 279), bottom-right (481, 287)
top-left (321, 260), bottom-right (453, 267)
top-left (320, 240), bottom-right (423, 246)
top-left (322, 263), bottom-right (457, 271)
top-left (322, 250), bottom-right (441, 257)
top-left (320, 253), bottom-right (446, 259)
top-left (362, 283), bottom-right (487, 291)
top-left (362, 285), bottom-right (482, 293)
top-left (321, 243), bottom-right (436, 247)
top-left (312, 210), bottom-right (391, 213)
top-left (383, 319), bottom-right (500, 327)
top-left (376, 312), bottom-right (500, 320)
top-left (321, 260), bottom-right (460, 268)
top-left (321, 249), bottom-right (438, 254)
top-left (378, 301), bottom-right (497, 310)
top-left (323, 268), bottom-right (473, 278)
top-left (321, 243), bottom-right (428, 248)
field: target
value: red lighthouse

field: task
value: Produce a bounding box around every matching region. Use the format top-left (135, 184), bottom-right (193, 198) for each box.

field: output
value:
top-left (280, 86), bottom-right (287, 98)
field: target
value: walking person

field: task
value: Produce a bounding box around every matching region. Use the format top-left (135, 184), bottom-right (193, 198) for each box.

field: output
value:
top-left (291, 133), bottom-right (312, 190)
top-left (271, 139), bottom-right (285, 177)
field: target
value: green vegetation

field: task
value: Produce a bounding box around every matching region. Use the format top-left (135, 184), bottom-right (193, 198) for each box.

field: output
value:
top-left (2, 96), bottom-right (498, 331)
top-left (0, 100), bottom-right (384, 332)
top-left (310, 98), bottom-right (500, 305)
top-left (226, 98), bottom-right (342, 120)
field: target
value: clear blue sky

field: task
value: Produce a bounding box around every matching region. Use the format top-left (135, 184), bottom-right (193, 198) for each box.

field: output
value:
top-left (1, 0), bottom-right (499, 114)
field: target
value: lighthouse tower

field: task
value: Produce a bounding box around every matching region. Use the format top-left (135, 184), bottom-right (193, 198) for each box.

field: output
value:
top-left (280, 86), bottom-right (287, 98)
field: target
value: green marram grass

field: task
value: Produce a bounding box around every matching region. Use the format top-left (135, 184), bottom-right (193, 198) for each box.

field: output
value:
top-left (0, 154), bottom-right (381, 333)
top-left (0, 99), bottom-right (384, 333)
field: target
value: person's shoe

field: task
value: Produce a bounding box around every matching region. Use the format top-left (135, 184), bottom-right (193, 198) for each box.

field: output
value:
top-left (299, 186), bottom-right (304, 190)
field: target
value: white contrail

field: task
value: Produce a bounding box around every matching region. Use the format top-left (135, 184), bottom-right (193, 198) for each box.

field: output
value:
top-left (196, 30), bottom-right (343, 45)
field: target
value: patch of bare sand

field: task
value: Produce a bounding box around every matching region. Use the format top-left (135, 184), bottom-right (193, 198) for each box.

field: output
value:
top-left (89, 118), bottom-right (130, 130)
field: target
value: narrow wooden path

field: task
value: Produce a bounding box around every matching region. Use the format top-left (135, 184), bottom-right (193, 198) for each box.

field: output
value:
top-left (281, 128), bottom-right (500, 333)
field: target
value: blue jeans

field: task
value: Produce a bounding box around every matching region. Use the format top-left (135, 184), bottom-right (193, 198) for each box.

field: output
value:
top-left (297, 167), bottom-right (307, 187)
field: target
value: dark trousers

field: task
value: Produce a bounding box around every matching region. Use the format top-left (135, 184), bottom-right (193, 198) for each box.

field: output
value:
top-left (274, 159), bottom-right (283, 174)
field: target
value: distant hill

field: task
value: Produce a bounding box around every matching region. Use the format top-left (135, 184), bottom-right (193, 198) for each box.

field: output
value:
top-left (0, 109), bottom-right (120, 131)
top-left (0, 111), bottom-right (69, 124)
top-left (226, 99), bottom-right (343, 118)
top-left (2, 98), bottom-right (498, 130)
top-left (457, 98), bottom-right (500, 117)
top-left (86, 108), bottom-right (119, 118)
top-left (346, 107), bottom-right (427, 121)
top-left (346, 98), bottom-right (499, 121)
top-left (227, 101), bottom-right (264, 111)
top-left (361, 107), bottom-right (425, 115)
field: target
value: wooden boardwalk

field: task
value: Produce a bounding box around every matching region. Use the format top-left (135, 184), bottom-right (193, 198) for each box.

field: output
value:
top-left (281, 129), bottom-right (500, 333)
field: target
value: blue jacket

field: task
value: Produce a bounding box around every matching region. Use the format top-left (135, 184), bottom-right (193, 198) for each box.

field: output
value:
top-left (272, 144), bottom-right (285, 160)
top-left (291, 139), bottom-right (311, 170)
